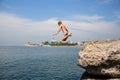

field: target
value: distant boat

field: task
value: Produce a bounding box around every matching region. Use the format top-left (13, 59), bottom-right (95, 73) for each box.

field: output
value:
top-left (25, 42), bottom-right (40, 47)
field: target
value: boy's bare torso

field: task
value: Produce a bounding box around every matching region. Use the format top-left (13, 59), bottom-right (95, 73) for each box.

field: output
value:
top-left (60, 24), bottom-right (68, 33)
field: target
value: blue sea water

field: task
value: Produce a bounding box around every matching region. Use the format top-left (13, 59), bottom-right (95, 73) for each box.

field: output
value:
top-left (0, 46), bottom-right (84, 80)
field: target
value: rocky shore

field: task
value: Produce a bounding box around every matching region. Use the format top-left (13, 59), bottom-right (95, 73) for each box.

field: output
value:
top-left (78, 40), bottom-right (120, 79)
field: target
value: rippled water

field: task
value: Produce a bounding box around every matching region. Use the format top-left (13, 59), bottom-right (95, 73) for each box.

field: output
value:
top-left (0, 46), bottom-right (84, 80)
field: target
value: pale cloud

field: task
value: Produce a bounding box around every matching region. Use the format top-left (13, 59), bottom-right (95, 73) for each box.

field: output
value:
top-left (71, 15), bottom-right (103, 22)
top-left (0, 12), bottom-right (120, 45)
top-left (0, 12), bottom-right (30, 27)
top-left (0, 12), bottom-right (58, 45)
top-left (63, 20), bottom-right (120, 35)
top-left (0, 12), bottom-right (58, 32)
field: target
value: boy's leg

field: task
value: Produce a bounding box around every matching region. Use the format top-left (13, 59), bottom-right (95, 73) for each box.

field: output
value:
top-left (62, 33), bottom-right (72, 41)
top-left (62, 35), bottom-right (68, 41)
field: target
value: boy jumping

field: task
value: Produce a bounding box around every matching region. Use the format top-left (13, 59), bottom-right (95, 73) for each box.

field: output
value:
top-left (54, 21), bottom-right (72, 41)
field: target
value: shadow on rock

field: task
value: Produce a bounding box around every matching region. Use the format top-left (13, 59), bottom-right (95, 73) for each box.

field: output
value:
top-left (80, 71), bottom-right (120, 80)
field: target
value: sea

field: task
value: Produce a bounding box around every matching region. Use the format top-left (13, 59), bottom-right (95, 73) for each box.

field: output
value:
top-left (0, 46), bottom-right (85, 80)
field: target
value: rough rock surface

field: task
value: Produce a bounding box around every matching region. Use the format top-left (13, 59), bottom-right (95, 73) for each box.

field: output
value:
top-left (78, 40), bottom-right (120, 77)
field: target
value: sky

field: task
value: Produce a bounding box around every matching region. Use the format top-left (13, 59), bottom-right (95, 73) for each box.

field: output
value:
top-left (0, 0), bottom-right (120, 46)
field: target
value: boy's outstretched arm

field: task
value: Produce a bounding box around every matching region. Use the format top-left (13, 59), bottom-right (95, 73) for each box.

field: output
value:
top-left (55, 27), bottom-right (61, 35)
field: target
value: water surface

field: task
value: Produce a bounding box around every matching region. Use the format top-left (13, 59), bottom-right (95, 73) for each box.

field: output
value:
top-left (0, 46), bottom-right (84, 80)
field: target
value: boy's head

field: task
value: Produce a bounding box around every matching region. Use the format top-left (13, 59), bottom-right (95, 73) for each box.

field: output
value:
top-left (58, 21), bottom-right (62, 25)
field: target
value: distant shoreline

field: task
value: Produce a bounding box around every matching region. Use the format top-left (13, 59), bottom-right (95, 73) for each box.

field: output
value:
top-left (25, 41), bottom-right (83, 47)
